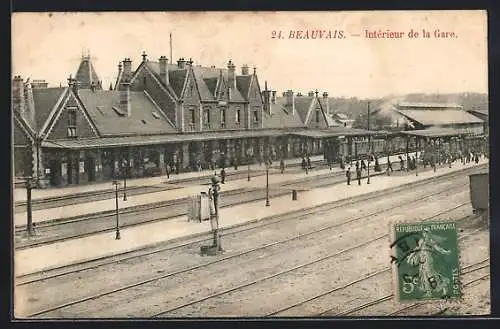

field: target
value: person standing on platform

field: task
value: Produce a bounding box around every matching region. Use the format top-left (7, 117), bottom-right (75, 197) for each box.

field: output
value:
top-left (387, 158), bottom-right (393, 174)
top-left (356, 167), bottom-right (362, 185)
top-left (220, 168), bottom-right (226, 184)
top-left (280, 159), bottom-right (285, 174)
top-left (307, 156), bottom-right (312, 170)
top-left (301, 157), bottom-right (306, 170)
top-left (346, 167), bottom-right (351, 185)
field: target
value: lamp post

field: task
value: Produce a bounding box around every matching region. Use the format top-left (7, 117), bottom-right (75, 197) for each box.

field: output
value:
top-left (265, 157), bottom-right (270, 207)
top-left (25, 176), bottom-right (34, 237)
top-left (122, 159), bottom-right (128, 201)
top-left (415, 137), bottom-right (419, 177)
top-left (367, 101), bottom-right (371, 184)
top-left (113, 180), bottom-right (121, 240)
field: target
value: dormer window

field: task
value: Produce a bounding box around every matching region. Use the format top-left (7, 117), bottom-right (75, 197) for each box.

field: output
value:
top-left (236, 108), bottom-right (241, 124)
top-left (253, 109), bottom-right (259, 123)
top-left (67, 107), bottom-right (77, 138)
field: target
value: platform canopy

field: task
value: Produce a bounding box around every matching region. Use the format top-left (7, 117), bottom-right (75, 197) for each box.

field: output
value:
top-left (399, 128), bottom-right (466, 138)
top-left (41, 129), bottom-right (290, 150)
top-left (291, 127), bottom-right (377, 139)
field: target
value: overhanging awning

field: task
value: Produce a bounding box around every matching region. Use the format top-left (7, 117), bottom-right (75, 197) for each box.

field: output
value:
top-left (41, 129), bottom-right (291, 150)
top-left (291, 128), bottom-right (377, 139)
top-left (399, 128), bottom-right (479, 138)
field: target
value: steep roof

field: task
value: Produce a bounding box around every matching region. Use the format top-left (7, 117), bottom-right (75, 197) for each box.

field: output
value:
top-left (75, 56), bottom-right (102, 90)
top-left (31, 87), bottom-right (68, 132)
top-left (393, 105), bottom-right (484, 126)
top-left (263, 99), bottom-right (305, 129)
top-left (317, 98), bottom-right (338, 127)
top-left (76, 89), bottom-right (177, 136)
top-left (293, 96), bottom-right (314, 123)
top-left (236, 75), bottom-right (253, 101)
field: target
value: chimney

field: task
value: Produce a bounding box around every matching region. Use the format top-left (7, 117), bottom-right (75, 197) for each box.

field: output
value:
top-left (120, 81), bottom-right (131, 117)
top-left (308, 91), bottom-right (314, 97)
top-left (141, 51), bottom-right (148, 62)
top-left (122, 58), bottom-right (132, 81)
top-left (227, 60), bottom-right (236, 89)
top-left (271, 90), bottom-right (276, 104)
top-left (68, 75), bottom-right (79, 94)
top-left (187, 58), bottom-right (194, 66)
top-left (285, 90), bottom-right (295, 115)
top-left (177, 57), bottom-right (186, 69)
top-left (263, 81), bottom-right (271, 114)
top-left (159, 56), bottom-right (169, 85)
top-left (241, 64), bottom-right (249, 75)
top-left (323, 92), bottom-right (330, 115)
top-left (90, 81), bottom-right (96, 92)
top-left (31, 79), bottom-right (48, 89)
top-left (12, 76), bottom-right (25, 115)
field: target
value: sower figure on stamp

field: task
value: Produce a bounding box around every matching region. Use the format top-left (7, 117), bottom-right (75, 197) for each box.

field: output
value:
top-left (346, 167), bottom-right (351, 185)
top-left (356, 167), bottom-right (362, 185)
top-left (406, 228), bottom-right (452, 297)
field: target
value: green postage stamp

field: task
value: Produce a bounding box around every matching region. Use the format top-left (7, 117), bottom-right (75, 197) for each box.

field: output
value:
top-left (390, 220), bottom-right (461, 302)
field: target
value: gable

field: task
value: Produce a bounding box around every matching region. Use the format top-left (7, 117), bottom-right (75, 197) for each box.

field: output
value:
top-left (45, 93), bottom-right (98, 140)
top-left (304, 98), bottom-right (328, 128)
top-left (247, 77), bottom-right (263, 107)
top-left (183, 71), bottom-right (200, 106)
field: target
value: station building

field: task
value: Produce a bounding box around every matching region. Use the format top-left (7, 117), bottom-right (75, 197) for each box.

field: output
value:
top-left (13, 53), bottom-right (377, 188)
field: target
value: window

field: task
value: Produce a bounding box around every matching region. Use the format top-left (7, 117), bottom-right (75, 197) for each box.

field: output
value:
top-left (316, 110), bottom-right (320, 123)
top-left (253, 110), bottom-right (259, 123)
top-left (67, 108), bottom-right (77, 138)
top-left (236, 109), bottom-right (241, 123)
top-left (143, 76), bottom-right (147, 86)
top-left (220, 107), bottom-right (226, 125)
top-left (67, 127), bottom-right (77, 137)
top-left (204, 108), bottom-right (211, 124)
top-left (68, 108), bottom-right (77, 125)
top-left (190, 109), bottom-right (196, 124)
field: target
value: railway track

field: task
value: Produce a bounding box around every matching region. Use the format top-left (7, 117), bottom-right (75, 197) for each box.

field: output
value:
top-left (17, 164), bottom-right (479, 284)
top-left (267, 226), bottom-right (488, 317)
top-left (22, 175), bottom-right (476, 318)
top-left (14, 161), bottom-right (404, 249)
top-left (14, 159), bottom-right (329, 211)
top-left (16, 162), bottom-right (483, 250)
top-left (153, 211), bottom-right (484, 318)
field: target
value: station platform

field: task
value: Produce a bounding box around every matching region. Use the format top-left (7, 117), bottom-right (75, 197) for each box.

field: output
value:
top-left (13, 153), bottom-right (413, 227)
top-left (14, 158), bottom-right (488, 276)
top-left (13, 155), bottom-right (325, 203)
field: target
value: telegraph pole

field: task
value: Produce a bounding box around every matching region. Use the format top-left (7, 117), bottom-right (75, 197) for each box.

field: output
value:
top-left (113, 180), bottom-right (121, 240)
top-left (26, 177), bottom-right (34, 237)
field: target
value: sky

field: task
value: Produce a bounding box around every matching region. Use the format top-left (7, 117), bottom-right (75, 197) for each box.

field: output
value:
top-left (11, 11), bottom-right (487, 99)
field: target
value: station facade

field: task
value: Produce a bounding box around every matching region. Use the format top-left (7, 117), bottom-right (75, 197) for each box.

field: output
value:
top-left (12, 53), bottom-right (487, 188)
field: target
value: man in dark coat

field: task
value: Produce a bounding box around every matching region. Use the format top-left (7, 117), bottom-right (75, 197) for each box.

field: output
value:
top-left (356, 167), bottom-right (362, 185)
top-left (307, 156), bottom-right (312, 169)
top-left (301, 157), bottom-right (306, 170)
top-left (220, 168), bottom-right (226, 184)
top-left (346, 167), bottom-right (351, 185)
top-left (280, 159), bottom-right (285, 174)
